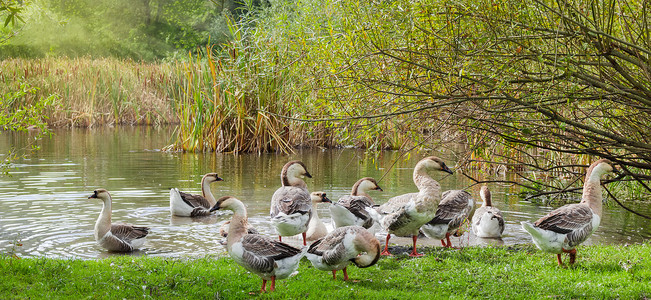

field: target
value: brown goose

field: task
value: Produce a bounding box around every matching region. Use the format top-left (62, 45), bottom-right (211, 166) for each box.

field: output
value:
top-left (330, 177), bottom-right (383, 230)
top-left (270, 160), bottom-right (313, 245)
top-left (376, 156), bottom-right (453, 257)
top-left (521, 159), bottom-right (617, 265)
top-left (211, 196), bottom-right (307, 292)
top-left (420, 189), bottom-right (474, 248)
top-left (306, 225), bottom-right (381, 280)
top-left (170, 173), bottom-right (224, 217)
top-left (472, 186), bottom-right (505, 238)
top-left (88, 189), bottom-right (149, 252)
top-left (305, 191), bottom-right (333, 242)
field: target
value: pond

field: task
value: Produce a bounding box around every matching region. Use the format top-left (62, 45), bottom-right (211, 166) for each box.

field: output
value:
top-left (0, 127), bottom-right (649, 259)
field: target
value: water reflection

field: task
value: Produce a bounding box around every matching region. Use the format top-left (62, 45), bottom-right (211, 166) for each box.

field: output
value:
top-left (0, 127), bottom-right (648, 259)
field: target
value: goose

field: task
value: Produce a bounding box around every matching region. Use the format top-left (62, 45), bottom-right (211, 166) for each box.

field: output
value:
top-left (170, 173), bottom-right (224, 217)
top-left (305, 191), bottom-right (333, 242)
top-left (219, 220), bottom-right (258, 238)
top-left (306, 225), bottom-right (381, 280)
top-left (270, 160), bottom-right (313, 245)
top-left (330, 177), bottom-right (383, 230)
top-left (376, 156), bottom-right (453, 257)
top-left (471, 186), bottom-right (505, 238)
top-left (420, 190), bottom-right (474, 248)
top-left (88, 189), bottom-right (149, 252)
top-left (521, 159), bottom-right (617, 265)
top-left (211, 196), bottom-right (307, 292)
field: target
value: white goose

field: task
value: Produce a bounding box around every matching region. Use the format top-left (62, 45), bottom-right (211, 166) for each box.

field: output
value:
top-left (270, 160), bottom-right (313, 245)
top-left (376, 156), bottom-right (453, 257)
top-left (211, 196), bottom-right (307, 292)
top-left (306, 225), bottom-right (380, 281)
top-left (330, 177), bottom-right (383, 230)
top-left (521, 159), bottom-right (617, 265)
top-left (170, 173), bottom-right (223, 217)
top-left (305, 191), bottom-right (332, 242)
top-left (472, 186), bottom-right (505, 238)
top-left (88, 189), bottom-right (149, 252)
top-left (420, 190), bottom-right (474, 248)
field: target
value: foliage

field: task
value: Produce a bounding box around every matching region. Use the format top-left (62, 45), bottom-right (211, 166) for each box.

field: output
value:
top-left (0, 244), bottom-right (649, 298)
top-left (0, 80), bottom-right (56, 173)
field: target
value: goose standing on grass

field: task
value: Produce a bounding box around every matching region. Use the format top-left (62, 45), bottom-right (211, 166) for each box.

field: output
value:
top-left (330, 177), bottom-right (383, 230)
top-left (306, 225), bottom-right (381, 281)
top-left (88, 189), bottom-right (150, 252)
top-left (420, 190), bottom-right (474, 248)
top-left (305, 191), bottom-right (332, 242)
top-left (521, 159), bottom-right (617, 265)
top-left (211, 196), bottom-right (307, 292)
top-left (377, 156), bottom-right (454, 257)
top-left (170, 173), bottom-right (224, 217)
top-left (472, 186), bottom-right (505, 238)
top-left (270, 160), bottom-right (313, 245)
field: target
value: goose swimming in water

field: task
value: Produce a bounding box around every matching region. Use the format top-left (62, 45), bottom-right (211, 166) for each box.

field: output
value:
top-left (420, 189), bottom-right (474, 248)
top-left (270, 160), bottom-right (313, 245)
top-left (170, 173), bottom-right (224, 217)
top-left (306, 225), bottom-right (381, 280)
top-left (305, 191), bottom-right (333, 242)
top-left (376, 156), bottom-right (453, 257)
top-left (472, 186), bottom-right (505, 238)
top-left (521, 159), bottom-right (617, 265)
top-left (330, 177), bottom-right (383, 230)
top-left (212, 196), bottom-right (307, 292)
top-left (88, 189), bottom-right (150, 252)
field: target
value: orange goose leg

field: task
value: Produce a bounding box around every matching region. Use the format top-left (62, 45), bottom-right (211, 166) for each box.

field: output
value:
top-left (278, 236), bottom-right (282, 242)
top-left (342, 267), bottom-right (349, 281)
top-left (556, 254), bottom-right (564, 265)
top-left (261, 279), bottom-right (267, 292)
top-left (562, 248), bottom-right (577, 265)
top-left (445, 233), bottom-right (453, 248)
top-left (270, 276), bottom-right (276, 292)
top-left (331, 270), bottom-right (337, 279)
top-left (409, 235), bottom-right (424, 257)
top-left (302, 232), bottom-right (307, 246)
top-left (381, 233), bottom-right (392, 256)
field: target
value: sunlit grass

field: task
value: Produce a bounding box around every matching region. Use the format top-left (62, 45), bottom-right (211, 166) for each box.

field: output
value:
top-left (1, 244), bottom-right (649, 299)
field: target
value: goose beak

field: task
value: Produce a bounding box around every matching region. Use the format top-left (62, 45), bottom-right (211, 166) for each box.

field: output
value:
top-left (442, 164), bottom-right (454, 174)
top-left (376, 186), bottom-right (383, 192)
top-left (216, 176), bottom-right (224, 181)
top-left (322, 194), bottom-right (332, 203)
top-left (88, 192), bottom-right (98, 199)
top-left (305, 172), bottom-right (313, 179)
top-left (209, 203), bottom-right (221, 212)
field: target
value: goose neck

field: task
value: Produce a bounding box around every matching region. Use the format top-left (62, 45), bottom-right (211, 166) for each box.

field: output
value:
top-left (95, 197), bottom-right (112, 240)
top-left (201, 178), bottom-right (216, 206)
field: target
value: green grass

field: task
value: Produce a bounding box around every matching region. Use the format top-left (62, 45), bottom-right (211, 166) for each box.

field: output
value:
top-left (1, 244), bottom-right (649, 299)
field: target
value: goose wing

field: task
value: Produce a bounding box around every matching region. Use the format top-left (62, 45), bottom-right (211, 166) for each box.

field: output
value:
top-left (308, 230), bottom-right (347, 265)
top-left (378, 193), bottom-right (417, 215)
top-left (271, 186), bottom-right (311, 217)
top-left (240, 234), bottom-right (303, 273)
top-left (427, 190), bottom-right (472, 229)
top-left (338, 195), bottom-right (374, 220)
top-left (110, 224), bottom-right (149, 242)
top-left (178, 191), bottom-right (212, 209)
top-left (534, 204), bottom-right (594, 247)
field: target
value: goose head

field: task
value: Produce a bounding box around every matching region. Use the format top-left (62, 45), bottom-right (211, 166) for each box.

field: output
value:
top-left (417, 156), bottom-right (454, 174)
top-left (351, 233), bottom-right (381, 268)
top-left (310, 191), bottom-right (331, 204)
top-left (203, 173), bottom-right (224, 183)
top-left (586, 159), bottom-right (618, 182)
top-left (480, 186), bottom-right (492, 207)
top-left (88, 189), bottom-right (111, 202)
top-left (352, 177), bottom-right (383, 196)
top-left (281, 160), bottom-right (312, 186)
top-left (210, 196), bottom-right (245, 213)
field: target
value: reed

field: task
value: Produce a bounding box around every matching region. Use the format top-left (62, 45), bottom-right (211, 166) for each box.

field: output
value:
top-left (0, 57), bottom-right (180, 127)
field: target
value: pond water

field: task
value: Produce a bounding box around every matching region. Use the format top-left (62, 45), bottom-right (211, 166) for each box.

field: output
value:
top-left (0, 127), bottom-right (649, 259)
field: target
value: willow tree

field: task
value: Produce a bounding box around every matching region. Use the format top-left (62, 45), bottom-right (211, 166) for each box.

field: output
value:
top-left (293, 0), bottom-right (650, 202)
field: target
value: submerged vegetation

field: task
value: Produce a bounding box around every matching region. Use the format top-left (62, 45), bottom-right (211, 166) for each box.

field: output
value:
top-left (1, 244), bottom-right (650, 299)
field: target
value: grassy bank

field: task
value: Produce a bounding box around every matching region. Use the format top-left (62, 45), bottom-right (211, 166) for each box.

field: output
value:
top-left (1, 244), bottom-right (649, 299)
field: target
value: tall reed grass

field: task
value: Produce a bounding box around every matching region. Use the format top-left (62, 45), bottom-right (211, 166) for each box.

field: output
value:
top-left (0, 57), bottom-right (180, 127)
